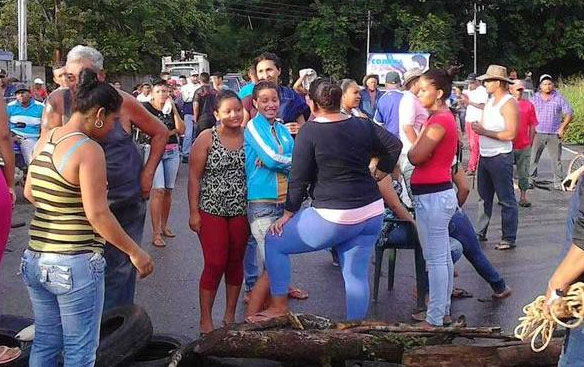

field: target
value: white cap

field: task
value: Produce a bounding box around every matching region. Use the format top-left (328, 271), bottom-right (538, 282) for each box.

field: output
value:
top-left (34, 78), bottom-right (44, 84)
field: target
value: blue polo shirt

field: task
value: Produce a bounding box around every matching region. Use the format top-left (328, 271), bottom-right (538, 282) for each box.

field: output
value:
top-left (6, 99), bottom-right (44, 138)
top-left (373, 90), bottom-right (403, 137)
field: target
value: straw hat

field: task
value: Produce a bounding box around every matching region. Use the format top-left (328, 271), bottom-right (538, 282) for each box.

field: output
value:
top-left (476, 65), bottom-right (513, 83)
top-left (403, 68), bottom-right (423, 87)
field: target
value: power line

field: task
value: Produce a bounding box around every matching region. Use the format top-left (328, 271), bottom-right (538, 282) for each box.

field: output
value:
top-left (226, 1), bottom-right (317, 16)
top-left (217, 10), bottom-right (306, 24)
top-left (233, 0), bottom-right (318, 12)
top-left (224, 5), bottom-right (315, 20)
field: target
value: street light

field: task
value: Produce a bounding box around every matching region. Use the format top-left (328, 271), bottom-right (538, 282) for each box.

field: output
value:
top-left (466, 3), bottom-right (487, 74)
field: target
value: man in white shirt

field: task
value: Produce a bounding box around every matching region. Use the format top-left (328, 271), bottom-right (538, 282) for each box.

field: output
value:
top-left (398, 68), bottom-right (428, 199)
top-left (462, 73), bottom-right (488, 175)
top-left (136, 83), bottom-right (152, 103)
top-left (180, 71), bottom-right (201, 162)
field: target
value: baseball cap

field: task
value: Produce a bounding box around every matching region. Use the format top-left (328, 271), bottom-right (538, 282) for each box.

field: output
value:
top-left (385, 71), bottom-right (401, 85)
top-left (510, 79), bottom-right (526, 92)
top-left (466, 73), bottom-right (478, 81)
top-left (34, 78), bottom-right (44, 84)
top-left (539, 74), bottom-right (553, 83)
top-left (190, 70), bottom-right (199, 76)
top-left (14, 83), bottom-right (29, 93)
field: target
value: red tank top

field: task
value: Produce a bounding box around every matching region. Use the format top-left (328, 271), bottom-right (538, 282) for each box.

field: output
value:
top-left (410, 110), bottom-right (458, 189)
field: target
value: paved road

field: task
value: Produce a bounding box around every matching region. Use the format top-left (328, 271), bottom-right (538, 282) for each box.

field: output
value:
top-left (0, 144), bottom-right (580, 340)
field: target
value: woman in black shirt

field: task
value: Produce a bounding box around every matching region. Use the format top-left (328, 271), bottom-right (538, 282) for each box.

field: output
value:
top-left (143, 79), bottom-right (185, 247)
top-left (246, 78), bottom-right (402, 322)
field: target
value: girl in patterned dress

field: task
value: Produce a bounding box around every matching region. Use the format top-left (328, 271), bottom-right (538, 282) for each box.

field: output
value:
top-left (188, 90), bottom-right (249, 335)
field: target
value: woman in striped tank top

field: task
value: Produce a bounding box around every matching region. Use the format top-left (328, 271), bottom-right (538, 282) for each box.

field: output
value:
top-left (21, 69), bottom-right (154, 367)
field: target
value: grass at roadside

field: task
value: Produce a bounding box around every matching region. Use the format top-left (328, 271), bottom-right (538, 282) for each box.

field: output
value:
top-left (559, 76), bottom-right (584, 144)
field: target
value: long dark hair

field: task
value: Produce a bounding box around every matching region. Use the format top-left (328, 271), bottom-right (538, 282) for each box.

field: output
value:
top-left (75, 69), bottom-right (122, 115)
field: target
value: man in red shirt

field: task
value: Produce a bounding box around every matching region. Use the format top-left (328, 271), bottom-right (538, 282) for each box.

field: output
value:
top-left (511, 79), bottom-right (538, 207)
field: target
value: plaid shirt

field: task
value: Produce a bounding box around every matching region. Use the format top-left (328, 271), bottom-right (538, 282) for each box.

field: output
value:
top-left (532, 90), bottom-right (573, 134)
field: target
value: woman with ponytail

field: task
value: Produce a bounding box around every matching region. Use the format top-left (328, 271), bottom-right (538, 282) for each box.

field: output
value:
top-left (408, 68), bottom-right (459, 328)
top-left (246, 78), bottom-right (402, 322)
top-left (21, 69), bottom-right (154, 366)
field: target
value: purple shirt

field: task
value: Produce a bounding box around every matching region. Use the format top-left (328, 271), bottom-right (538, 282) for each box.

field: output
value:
top-left (373, 90), bottom-right (403, 137)
top-left (532, 90), bottom-right (573, 134)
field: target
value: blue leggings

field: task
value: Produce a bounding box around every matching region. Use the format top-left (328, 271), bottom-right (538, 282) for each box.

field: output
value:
top-left (265, 207), bottom-right (383, 320)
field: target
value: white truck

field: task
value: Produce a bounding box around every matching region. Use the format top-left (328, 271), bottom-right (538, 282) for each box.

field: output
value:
top-left (161, 51), bottom-right (210, 80)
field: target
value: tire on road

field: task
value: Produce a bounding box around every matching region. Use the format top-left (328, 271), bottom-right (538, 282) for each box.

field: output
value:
top-left (0, 315), bottom-right (34, 367)
top-left (125, 334), bottom-right (192, 367)
top-left (96, 305), bottom-right (153, 367)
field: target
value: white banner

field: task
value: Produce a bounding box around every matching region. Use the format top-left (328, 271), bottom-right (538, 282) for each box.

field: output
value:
top-left (366, 53), bottom-right (430, 84)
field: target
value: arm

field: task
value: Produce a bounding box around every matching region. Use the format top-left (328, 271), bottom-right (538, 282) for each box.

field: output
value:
top-left (123, 93), bottom-right (168, 198)
top-left (244, 123), bottom-right (292, 172)
top-left (285, 127), bottom-right (315, 213)
top-left (408, 123), bottom-right (445, 166)
top-left (452, 167), bottom-right (470, 206)
top-left (529, 103), bottom-right (538, 145)
top-left (547, 245), bottom-right (584, 297)
top-left (558, 96), bottom-right (574, 139)
top-left (0, 94), bottom-right (15, 201)
top-left (293, 75), bottom-right (308, 96)
top-left (171, 103), bottom-right (186, 135)
top-left (472, 99), bottom-right (518, 141)
top-left (23, 133), bottom-right (50, 204)
top-left (79, 143), bottom-right (153, 278)
top-left (377, 176), bottom-right (414, 223)
top-left (398, 95), bottom-right (418, 145)
top-left (370, 123), bottom-right (402, 177)
top-left (188, 130), bottom-right (212, 233)
top-left (40, 90), bottom-right (65, 133)
top-left (194, 101), bottom-right (200, 124)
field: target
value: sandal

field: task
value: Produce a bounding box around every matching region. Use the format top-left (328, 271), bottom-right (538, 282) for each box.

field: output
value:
top-left (162, 228), bottom-right (176, 238)
top-left (152, 235), bottom-right (166, 248)
top-left (245, 310), bottom-right (286, 324)
top-left (288, 287), bottom-right (309, 300)
top-left (0, 346), bottom-right (21, 364)
top-left (518, 200), bottom-right (532, 208)
top-left (451, 287), bottom-right (473, 299)
top-left (492, 286), bottom-right (512, 300)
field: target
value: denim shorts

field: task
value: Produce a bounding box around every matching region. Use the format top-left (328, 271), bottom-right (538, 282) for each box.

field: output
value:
top-left (247, 201), bottom-right (285, 265)
top-left (152, 146), bottom-right (180, 190)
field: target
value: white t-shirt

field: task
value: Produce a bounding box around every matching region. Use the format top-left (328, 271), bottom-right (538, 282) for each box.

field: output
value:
top-left (136, 93), bottom-right (152, 103)
top-left (464, 86), bottom-right (488, 123)
top-left (479, 94), bottom-right (514, 157)
top-left (398, 90), bottom-right (428, 156)
top-left (180, 82), bottom-right (199, 103)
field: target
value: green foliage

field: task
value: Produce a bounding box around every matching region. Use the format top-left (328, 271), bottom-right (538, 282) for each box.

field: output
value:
top-left (560, 77), bottom-right (584, 144)
top-left (2, 0), bottom-right (584, 82)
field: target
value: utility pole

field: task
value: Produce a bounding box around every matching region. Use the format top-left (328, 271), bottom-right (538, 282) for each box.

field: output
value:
top-left (366, 10), bottom-right (371, 62)
top-left (18, 0), bottom-right (28, 61)
top-left (473, 2), bottom-right (477, 74)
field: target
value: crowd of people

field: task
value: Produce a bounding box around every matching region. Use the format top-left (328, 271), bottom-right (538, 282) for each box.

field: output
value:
top-left (0, 43), bottom-right (583, 366)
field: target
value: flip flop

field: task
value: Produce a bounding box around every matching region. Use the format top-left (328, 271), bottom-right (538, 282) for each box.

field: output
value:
top-left (162, 229), bottom-right (176, 238)
top-left (0, 346), bottom-right (21, 364)
top-left (495, 242), bottom-right (516, 251)
top-left (152, 236), bottom-right (166, 248)
top-left (288, 287), bottom-right (309, 300)
top-left (518, 200), bottom-right (532, 208)
top-left (245, 311), bottom-right (286, 324)
top-left (451, 287), bottom-right (473, 298)
top-left (492, 286), bottom-right (512, 300)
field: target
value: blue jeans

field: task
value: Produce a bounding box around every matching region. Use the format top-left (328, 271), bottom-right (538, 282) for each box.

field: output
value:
top-left (476, 152), bottom-right (519, 243)
top-left (450, 209), bottom-right (506, 293)
top-left (414, 189), bottom-right (457, 326)
top-left (560, 327), bottom-right (584, 366)
top-left (243, 235), bottom-right (259, 292)
top-left (181, 114), bottom-right (194, 157)
top-left (265, 207), bottom-right (383, 320)
top-left (103, 199), bottom-right (146, 311)
top-left (21, 250), bottom-right (105, 367)
top-left (152, 147), bottom-right (180, 190)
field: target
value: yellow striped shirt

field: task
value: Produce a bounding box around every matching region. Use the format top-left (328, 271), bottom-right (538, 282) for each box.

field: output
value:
top-left (28, 131), bottom-right (104, 254)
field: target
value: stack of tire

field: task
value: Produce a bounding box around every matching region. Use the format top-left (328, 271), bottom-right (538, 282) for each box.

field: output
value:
top-left (0, 306), bottom-right (190, 367)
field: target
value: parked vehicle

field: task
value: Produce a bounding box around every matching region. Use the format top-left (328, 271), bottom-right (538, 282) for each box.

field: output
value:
top-left (223, 73), bottom-right (246, 94)
top-left (161, 51), bottom-right (210, 80)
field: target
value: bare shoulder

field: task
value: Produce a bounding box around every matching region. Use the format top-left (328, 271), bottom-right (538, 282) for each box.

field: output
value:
top-left (46, 88), bottom-right (66, 113)
top-left (502, 96), bottom-right (519, 112)
top-left (195, 128), bottom-right (213, 147)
